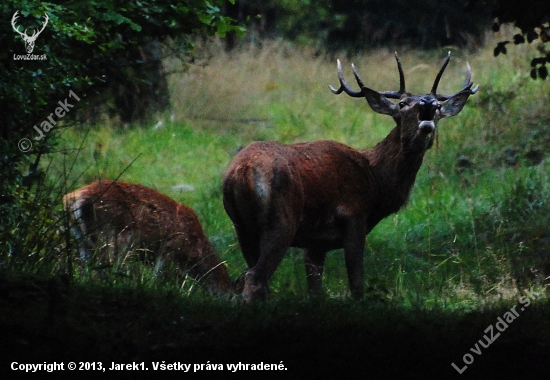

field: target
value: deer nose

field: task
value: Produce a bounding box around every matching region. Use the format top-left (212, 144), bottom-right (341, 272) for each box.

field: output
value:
top-left (418, 97), bottom-right (438, 121)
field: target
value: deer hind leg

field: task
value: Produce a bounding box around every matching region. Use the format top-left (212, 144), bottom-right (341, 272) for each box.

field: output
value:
top-left (305, 248), bottom-right (327, 297)
top-left (234, 224), bottom-right (261, 269)
top-left (243, 226), bottom-right (294, 302)
top-left (232, 224), bottom-right (261, 295)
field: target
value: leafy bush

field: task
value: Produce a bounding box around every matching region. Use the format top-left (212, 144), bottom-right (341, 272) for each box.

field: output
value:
top-left (1, 0), bottom-right (242, 270)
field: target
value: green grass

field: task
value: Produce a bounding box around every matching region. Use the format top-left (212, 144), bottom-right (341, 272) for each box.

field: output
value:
top-left (34, 37), bottom-right (550, 307)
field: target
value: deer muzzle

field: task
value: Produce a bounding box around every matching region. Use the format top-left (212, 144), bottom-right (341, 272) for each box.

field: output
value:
top-left (418, 96), bottom-right (438, 134)
top-left (418, 120), bottom-right (435, 134)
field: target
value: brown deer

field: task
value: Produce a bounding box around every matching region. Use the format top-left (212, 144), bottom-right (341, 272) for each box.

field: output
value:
top-left (223, 53), bottom-right (477, 301)
top-left (63, 179), bottom-right (231, 295)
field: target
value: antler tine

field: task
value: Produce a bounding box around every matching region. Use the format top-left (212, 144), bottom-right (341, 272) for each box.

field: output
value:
top-left (329, 56), bottom-right (408, 100)
top-left (435, 61), bottom-right (479, 101)
top-left (395, 52), bottom-right (406, 94)
top-left (329, 59), bottom-right (364, 98)
top-left (463, 62), bottom-right (473, 89)
top-left (351, 63), bottom-right (366, 89)
top-left (376, 52), bottom-right (407, 99)
top-left (328, 60), bottom-right (344, 94)
top-left (431, 51), bottom-right (451, 95)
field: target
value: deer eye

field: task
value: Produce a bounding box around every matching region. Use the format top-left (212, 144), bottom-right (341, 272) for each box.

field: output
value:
top-left (398, 101), bottom-right (407, 109)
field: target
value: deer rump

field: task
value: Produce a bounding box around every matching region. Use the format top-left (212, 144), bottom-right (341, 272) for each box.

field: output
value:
top-left (223, 140), bottom-right (383, 253)
top-left (64, 180), bottom-right (230, 294)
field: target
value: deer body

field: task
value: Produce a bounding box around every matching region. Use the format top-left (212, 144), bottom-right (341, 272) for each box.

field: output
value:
top-left (63, 180), bottom-right (231, 295)
top-left (223, 53), bottom-right (477, 301)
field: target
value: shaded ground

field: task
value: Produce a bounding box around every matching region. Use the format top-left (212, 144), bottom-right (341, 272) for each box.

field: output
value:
top-left (0, 273), bottom-right (549, 379)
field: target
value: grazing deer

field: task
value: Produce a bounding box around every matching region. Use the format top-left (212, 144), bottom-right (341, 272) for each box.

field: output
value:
top-left (63, 179), bottom-right (231, 295)
top-left (223, 53), bottom-right (477, 301)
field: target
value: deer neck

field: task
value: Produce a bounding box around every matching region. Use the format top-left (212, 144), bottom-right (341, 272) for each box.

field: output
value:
top-left (363, 126), bottom-right (427, 215)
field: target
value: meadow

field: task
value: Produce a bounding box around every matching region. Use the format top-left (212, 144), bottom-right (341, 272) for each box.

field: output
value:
top-left (3, 33), bottom-right (550, 378)
top-left (46, 36), bottom-right (550, 307)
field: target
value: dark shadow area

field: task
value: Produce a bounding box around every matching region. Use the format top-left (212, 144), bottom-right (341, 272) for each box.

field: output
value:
top-left (0, 273), bottom-right (548, 379)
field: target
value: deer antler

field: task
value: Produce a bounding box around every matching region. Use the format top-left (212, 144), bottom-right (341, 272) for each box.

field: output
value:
top-left (432, 52), bottom-right (479, 101)
top-left (394, 53), bottom-right (406, 95)
top-left (379, 53), bottom-right (406, 99)
top-left (430, 51), bottom-right (451, 96)
top-left (329, 53), bottom-right (407, 99)
top-left (328, 59), bottom-right (364, 98)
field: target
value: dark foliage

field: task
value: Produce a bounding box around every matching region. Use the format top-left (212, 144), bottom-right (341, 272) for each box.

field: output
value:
top-left (0, 0), bottom-right (242, 264)
top-left (225, 0), bottom-right (492, 51)
top-left (470, 0), bottom-right (550, 79)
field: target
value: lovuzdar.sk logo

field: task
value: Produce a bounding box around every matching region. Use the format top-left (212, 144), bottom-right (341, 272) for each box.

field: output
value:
top-left (12, 11), bottom-right (48, 60)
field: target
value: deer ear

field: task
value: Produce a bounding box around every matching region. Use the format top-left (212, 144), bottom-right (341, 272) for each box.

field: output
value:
top-left (362, 87), bottom-right (397, 116)
top-left (439, 91), bottom-right (471, 118)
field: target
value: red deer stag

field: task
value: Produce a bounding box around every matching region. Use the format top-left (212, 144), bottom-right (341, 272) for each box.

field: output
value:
top-left (223, 53), bottom-right (477, 301)
top-left (63, 179), bottom-right (231, 295)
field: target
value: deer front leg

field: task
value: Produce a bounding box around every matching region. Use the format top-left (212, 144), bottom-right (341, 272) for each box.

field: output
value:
top-left (305, 248), bottom-right (327, 297)
top-left (344, 219), bottom-right (367, 299)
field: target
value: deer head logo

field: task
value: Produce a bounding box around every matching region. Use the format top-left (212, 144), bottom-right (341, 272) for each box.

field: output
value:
top-left (11, 11), bottom-right (49, 54)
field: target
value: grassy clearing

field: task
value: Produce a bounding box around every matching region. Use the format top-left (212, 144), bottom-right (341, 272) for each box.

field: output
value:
top-left (39, 34), bottom-right (550, 307)
top-left (3, 34), bottom-right (550, 378)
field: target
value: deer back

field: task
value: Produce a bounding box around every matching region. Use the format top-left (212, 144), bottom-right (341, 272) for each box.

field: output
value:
top-left (223, 140), bottom-right (382, 249)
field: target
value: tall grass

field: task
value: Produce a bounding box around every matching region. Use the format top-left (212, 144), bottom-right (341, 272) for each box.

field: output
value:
top-left (38, 34), bottom-right (550, 307)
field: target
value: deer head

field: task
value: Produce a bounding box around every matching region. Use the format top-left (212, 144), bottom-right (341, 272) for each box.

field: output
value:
top-left (330, 52), bottom-right (478, 152)
top-left (12, 11), bottom-right (49, 54)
